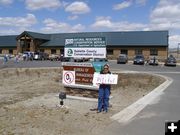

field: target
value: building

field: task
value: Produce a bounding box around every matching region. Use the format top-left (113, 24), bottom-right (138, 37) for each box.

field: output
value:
top-left (0, 30), bottom-right (168, 60)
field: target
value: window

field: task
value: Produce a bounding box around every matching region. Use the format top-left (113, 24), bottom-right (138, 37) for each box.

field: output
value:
top-left (107, 49), bottom-right (113, 55)
top-left (135, 49), bottom-right (142, 55)
top-left (40, 49), bottom-right (44, 52)
top-left (51, 49), bottom-right (56, 54)
top-left (121, 49), bottom-right (128, 55)
top-left (150, 48), bottom-right (158, 56)
top-left (9, 49), bottom-right (13, 54)
top-left (0, 49), bottom-right (2, 54)
top-left (27, 43), bottom-right (30, 48)
top-left (60, 49), bottom-right (64, 54)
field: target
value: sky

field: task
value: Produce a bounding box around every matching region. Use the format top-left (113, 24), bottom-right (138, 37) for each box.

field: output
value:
top-left (0, 0), bottom-right (180, 48)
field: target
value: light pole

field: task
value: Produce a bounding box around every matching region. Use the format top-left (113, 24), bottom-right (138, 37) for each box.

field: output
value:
top-left (178, 43), bottom-right (180, 58)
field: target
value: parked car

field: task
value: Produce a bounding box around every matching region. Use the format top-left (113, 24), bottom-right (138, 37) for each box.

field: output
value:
top-left (49, 54), bottom-right (60, 61)
top-left (23, 51), bottom-right (34, 61)
top-left (117, 54), bottom-right (128, 64)
top-left (74, 57), bottom-right (84, 62)
top-left (62, 57), bottom-right (74, 62)
top-left (149, 56), bottom-right (158, 66)
top-left (34, 52), bottom-right (49, 60)
top-left (133, 55), bottom-right (145, 65)
top-left (164, 55), bottom-right (176, 66)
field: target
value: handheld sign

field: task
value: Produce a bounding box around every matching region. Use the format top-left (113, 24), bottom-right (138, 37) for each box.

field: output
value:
top-left (93, 73), bottom-right (118, 85)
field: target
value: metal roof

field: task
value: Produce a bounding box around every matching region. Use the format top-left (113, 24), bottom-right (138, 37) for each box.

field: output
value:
top-left (0, 35), bottom-right (17, 47)
top-left (16, 31), bottom-right (50, 40)
top-left (0, 30), bottom-right (168, 48)
top-left (41, 31), bottom-right (169, 47)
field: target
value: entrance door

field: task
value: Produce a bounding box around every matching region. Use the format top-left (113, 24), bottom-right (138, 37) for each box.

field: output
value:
top-left (21, 39), bottom-right (31, 52)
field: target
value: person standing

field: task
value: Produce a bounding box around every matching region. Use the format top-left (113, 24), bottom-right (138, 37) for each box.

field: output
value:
top-left (97, 64), bottom-right (111, 113)
top-left (3, 54), bottom-right (8, 64)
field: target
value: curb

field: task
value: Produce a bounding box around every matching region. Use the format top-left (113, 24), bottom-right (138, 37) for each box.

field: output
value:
top-left (110, 73), bottom-right (173, 124)
top-left (55, 94), bottom-right (113, 102)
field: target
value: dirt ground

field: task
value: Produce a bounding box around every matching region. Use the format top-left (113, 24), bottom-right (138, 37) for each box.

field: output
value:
top-left (0, 68), bottom-right (165, 135)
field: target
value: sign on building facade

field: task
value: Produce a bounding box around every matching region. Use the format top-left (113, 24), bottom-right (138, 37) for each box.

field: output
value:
top-left (64, 37), bottom-right (106, 58)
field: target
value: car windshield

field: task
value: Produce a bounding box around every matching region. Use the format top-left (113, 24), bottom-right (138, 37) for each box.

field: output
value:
top-left (120, 55), bottom-right (125, 58)
top-left (135, 55), bottom-right (144, 59)
top-left (168, 57), bottom-right (175, 60)
top-left (94, 58), bottom-right (106, 62)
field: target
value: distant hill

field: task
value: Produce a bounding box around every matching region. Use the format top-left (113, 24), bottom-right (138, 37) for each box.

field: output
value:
top-left (169, 48), bottom-right (179, 53)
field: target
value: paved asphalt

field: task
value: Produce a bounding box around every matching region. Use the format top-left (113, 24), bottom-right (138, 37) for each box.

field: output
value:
top-left (107, 62), bottom-right (180, 135)
top-left (0, 59), bottom-right (180, 135)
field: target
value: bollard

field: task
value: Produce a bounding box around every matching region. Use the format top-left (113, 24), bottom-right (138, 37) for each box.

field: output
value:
top-left (59, 92), bottom-right (66, 106)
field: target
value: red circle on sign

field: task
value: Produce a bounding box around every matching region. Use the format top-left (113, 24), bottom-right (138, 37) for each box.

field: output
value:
top-left (64, 71), bottom-right (75, 84)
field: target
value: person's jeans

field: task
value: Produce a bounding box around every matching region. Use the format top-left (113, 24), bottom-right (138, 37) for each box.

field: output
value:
top-left (98, 87), bottom-right (110, 112)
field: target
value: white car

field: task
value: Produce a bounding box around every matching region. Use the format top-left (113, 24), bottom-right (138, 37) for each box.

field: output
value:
top-left (149, 57), bottom-right (158, 65)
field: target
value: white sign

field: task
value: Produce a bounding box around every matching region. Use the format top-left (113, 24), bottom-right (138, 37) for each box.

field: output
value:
top-left (64, 48), bottom-right (106, 58)
top-left (63, 70), bottom-right (75, 85)
top-left (62, 62), bottom-right (93, 67)
top-left (65, 37), bottom-right (106, 47)
top-left (93, 73), bottom-right (118, 85)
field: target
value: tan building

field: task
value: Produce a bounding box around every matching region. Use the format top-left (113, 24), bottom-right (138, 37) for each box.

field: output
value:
top-left (0, 30), bottom-right (168, 60)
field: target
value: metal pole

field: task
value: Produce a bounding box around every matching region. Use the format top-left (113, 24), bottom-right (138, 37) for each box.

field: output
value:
top-left (178, 43), bottom-right (180, 59)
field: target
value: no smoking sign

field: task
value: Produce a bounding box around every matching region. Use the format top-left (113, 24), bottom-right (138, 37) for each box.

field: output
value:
top-left (63, 70), bottom-right (75, 85)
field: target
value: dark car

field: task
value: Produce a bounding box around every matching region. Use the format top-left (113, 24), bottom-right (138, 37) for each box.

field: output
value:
top-left (164, 55), bottom-right (176, 66)
top-left (62, 57), bottom-right (74, 62)
top-left (117, 54), bottom-right (128, 64)
top-left (133, 55), bottom-right (145, 65)
top-left (23, 51), bottom-right (34, 61)
top-left (34, 52), bottom-right (49, 60)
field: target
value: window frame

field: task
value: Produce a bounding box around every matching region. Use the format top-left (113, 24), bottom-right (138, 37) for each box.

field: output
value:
top-left (9, 49), bottom-right (13, 54)
top-left (150, 48), bottom-right (158, 56)
top-left (120, 49), bottom-right (128, 55)
top-left (135, 49), bottom-right (142, 55)
top-left (51, 49), bottom-right (57, 54)
top-left (107, 49), bottom-right (113, 55)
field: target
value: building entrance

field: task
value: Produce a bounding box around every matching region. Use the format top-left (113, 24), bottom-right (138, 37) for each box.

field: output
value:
top-left (20, 39), bottom-right (31, 52)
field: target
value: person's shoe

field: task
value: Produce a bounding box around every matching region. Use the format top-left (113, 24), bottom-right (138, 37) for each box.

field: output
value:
top-left (103, 110), bottom-right (108, 113)
top-left (97, 110), bottom-right (101, 113)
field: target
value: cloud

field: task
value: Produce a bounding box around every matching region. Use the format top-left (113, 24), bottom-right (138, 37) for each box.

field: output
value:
top-left (68, 15), bottom-right (79, 20)
top-left (113, 1), bottom-right (132, 10)
top-left (0, 29), bottom-right (16, 35)
top-left (169, 35), bottom-right (180, 48)
top-left (25, 0), bottom-right (61, 10)
top-left (91, 16), bottom-right (146, 31)
top-left (65, 1), bottom-right (90, 14)
top-left (0, 14), bottom-right (37, 27)
top-left (149, 0), bottom-right (180, 30)
top-left (0, 0), bottom-right (13, 5)
top-left (41, 18), bottom-right (85, 33)
top-left (135, 0), bottom-right (147, 6)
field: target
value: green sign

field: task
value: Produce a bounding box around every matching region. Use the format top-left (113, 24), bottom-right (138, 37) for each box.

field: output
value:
top-left (65, 37), bottom-right (106, 48)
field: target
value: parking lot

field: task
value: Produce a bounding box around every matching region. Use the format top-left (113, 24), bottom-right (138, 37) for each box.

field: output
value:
top-left (0, 58), bottom-right (179, 72)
